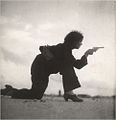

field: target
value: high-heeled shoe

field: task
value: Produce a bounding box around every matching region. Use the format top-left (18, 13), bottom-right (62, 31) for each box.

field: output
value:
top-left (64, 94), bottom-right (83, 102)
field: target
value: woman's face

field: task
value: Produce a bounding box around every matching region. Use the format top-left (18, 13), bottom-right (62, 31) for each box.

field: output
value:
top-left (73, 41), bottom-right (83, 49)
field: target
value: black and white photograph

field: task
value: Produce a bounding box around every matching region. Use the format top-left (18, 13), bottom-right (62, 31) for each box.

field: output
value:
top-left (0, 0), bottom-right (116, 119)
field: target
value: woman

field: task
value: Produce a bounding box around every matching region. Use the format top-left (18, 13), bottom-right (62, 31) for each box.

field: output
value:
top-left (30, 31), bottom-right (94, 102)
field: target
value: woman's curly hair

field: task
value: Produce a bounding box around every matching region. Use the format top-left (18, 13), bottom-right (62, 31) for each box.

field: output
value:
top-left (64, 31), bottom-right (83, 47)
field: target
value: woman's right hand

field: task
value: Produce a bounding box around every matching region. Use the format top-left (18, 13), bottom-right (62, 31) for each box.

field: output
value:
top-left (84, 49), bottom-right (95, 57)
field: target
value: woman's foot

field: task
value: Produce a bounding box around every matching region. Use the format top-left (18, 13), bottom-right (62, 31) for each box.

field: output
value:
top-left (64, 93), bottom-right (83, 102)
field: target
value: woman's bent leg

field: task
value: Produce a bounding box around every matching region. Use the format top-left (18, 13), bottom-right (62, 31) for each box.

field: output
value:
top-left (31, 74), bottom-right (49, 99)
top-left (62, 67), bottom-right (83, 102)
top-left (62, 67), bottom-right (81, 93)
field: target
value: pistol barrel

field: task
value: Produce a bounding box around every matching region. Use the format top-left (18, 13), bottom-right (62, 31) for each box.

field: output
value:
top-left (93, 47), bottom-right (104, 49)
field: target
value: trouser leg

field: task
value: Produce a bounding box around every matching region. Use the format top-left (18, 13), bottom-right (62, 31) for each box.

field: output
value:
top-left (12, 89), bottom-right (33, 99)
top-left (31, 74), bottom-right (49, 99)
top-left (62, 67), bottom-right (81, 93)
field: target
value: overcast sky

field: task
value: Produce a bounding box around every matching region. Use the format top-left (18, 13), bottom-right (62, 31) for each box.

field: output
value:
top-left (0, 0), bottom-right (115, 96)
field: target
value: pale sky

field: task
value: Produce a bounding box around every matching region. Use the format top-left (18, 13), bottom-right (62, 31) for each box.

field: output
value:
top-left (0, 0), bottom-right (115, 96)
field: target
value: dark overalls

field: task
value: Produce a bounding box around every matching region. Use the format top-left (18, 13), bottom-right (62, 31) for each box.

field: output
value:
top-left (31, 44), bottom-right (88, 99)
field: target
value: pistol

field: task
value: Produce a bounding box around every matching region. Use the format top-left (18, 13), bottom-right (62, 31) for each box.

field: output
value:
top-left (92, 47), bottom-right (104, 52)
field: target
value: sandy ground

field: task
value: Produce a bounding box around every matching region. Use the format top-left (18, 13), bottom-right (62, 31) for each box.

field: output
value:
top-left (1, 95), bottom-right (115, 119)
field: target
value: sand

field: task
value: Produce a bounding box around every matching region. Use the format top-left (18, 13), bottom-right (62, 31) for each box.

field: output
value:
top-left (1, 95), bottom-right (115, 119)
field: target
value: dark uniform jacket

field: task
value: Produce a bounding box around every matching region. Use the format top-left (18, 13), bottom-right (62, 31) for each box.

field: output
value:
top-left (33, 43), bottom-right (88, 75)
